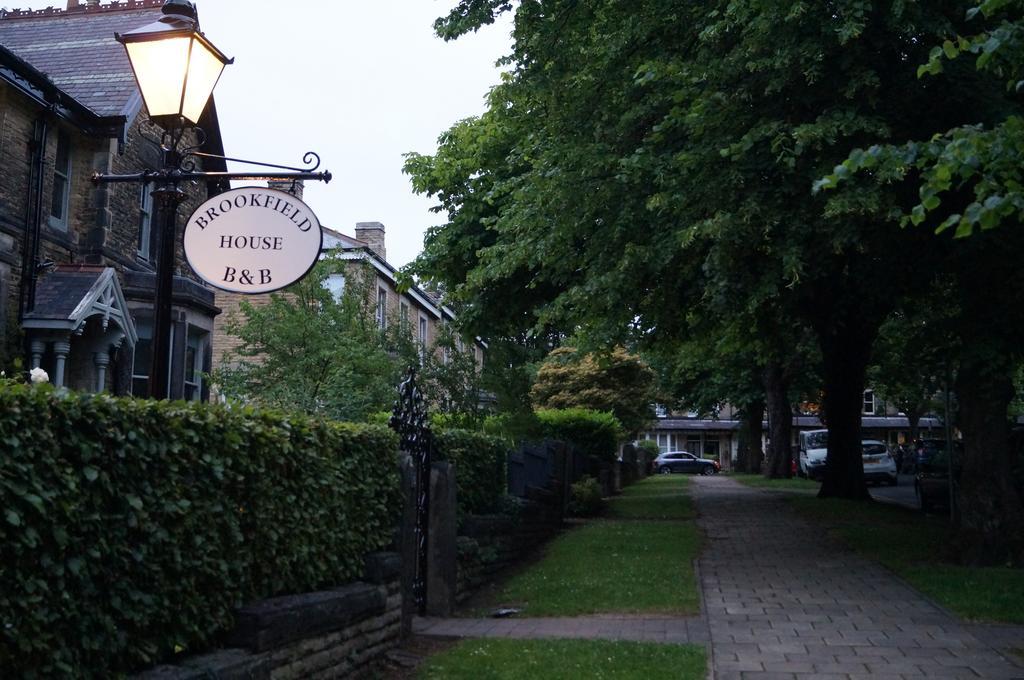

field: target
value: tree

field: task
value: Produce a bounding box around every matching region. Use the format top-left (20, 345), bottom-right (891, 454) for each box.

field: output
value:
top-left (530, 346), bottom-right (656, 435)
top-left (410, 0), bottom-right (994, 505)
top-left (419, 322), bottom-right (490, 427)
top-left (215, 258), bottom-right (401, 421)
top-left (867, 289), bottom-right (957, 442)
top-left (817, 0), bottom-right (1024, 563)
top-left (215, 255), bottom-right (487, 424)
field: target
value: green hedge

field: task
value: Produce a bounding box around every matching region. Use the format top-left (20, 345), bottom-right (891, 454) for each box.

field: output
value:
top-left (434, 429), bottom-right (508, 515)
top-left (0, 384), bottom-right (399, 678)
top-left (535, 408), bottom-right (622, 461)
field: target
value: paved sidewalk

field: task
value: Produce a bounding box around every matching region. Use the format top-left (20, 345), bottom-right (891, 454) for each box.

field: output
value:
top-left (414, 613), bottom-right (709, 644)
top-left (696, 475), bottom-right (1024, 679)
top-left (413, 476), bottom-right (1024, 678)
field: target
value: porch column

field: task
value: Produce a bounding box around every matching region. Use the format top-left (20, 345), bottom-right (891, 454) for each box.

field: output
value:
top-left (94, 350), bottom-right (110, 393)
top-left (30, 339), bottom-right (45, 369)
top-left (53, 340), bottom-right (70, 388)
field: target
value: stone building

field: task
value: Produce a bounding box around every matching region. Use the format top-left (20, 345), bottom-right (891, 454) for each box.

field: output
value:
top-left (639, 393), bottom-right (944, 470)
top-left (0, 0), bottom-right (228, 397)
top-left (212, 205), bottom-right (487, 377)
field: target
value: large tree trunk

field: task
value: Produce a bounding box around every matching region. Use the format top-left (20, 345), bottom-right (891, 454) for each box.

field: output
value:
top-left (817, 325), bottom-right (872, 500)
top-left (955, 347), bottom-right (1024, 566)
top-left (906, 408), bottom-right (921, 443)
top-left (737, 397), bottom-right (766, 474)
top-left (763, 362), bottom-right (793, 479)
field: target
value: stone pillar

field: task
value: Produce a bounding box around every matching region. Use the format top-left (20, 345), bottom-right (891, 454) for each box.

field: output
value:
top-left (30, 339), bottom-right (45, 369)
top-left (425, 461), bottom-right (457, 616)
top-left (94, 350), bottom-right (110, 393)
top-left (53, 340), bottom-right (70, 387)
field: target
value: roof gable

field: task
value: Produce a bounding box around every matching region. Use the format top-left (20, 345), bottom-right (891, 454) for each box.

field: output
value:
top-left (23, 266), bottom-right (138, 345)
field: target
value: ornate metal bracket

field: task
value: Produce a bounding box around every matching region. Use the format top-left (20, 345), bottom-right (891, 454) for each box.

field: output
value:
top-left (93, 120), bottom-right (332, 186)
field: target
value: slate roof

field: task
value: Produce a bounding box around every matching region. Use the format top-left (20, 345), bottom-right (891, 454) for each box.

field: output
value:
top-left (0, 1), bottom-right (164, 118)
top-left (24, 265), bottom-right (105, 320)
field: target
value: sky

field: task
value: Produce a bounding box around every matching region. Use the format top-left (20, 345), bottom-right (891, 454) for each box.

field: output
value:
top-left (14, 0), bottom-right (514, 268)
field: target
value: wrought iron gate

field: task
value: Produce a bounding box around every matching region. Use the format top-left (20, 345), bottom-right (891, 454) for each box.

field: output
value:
top-left (390, 368), bottom-right (432, 614)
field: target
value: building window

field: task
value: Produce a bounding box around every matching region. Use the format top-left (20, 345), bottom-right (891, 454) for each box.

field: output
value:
top-left (399, 301), bottom-right (409, 330)
top-left (131, 321), bottom-right (152, 396)
top-left (863, 389), bottom-right (876, 415)
top-left (183, 327), bottom-right (207, 401)
top-left (376, 287), bottom-right (387, 329)
top-left (137, 182), bottom-right (154, 260)
top-left (323, 273), bottom-right (345, 302)
top-left (131, 320), bottom-right (175, 397)
top-left (49, 130), bottom-right (71, 230)
top-left (418, 315), bottom-right (428, 361)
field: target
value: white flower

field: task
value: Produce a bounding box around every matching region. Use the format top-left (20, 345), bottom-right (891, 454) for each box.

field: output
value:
top-left (29, 367), bottom-right (49, 384)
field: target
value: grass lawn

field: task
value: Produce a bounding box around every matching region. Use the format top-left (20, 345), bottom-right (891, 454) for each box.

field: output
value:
top-left (480, 475), bottom-right (701, 616)
top-left (418, 638), bottom-right (707, 679)
top-left (607, 475), bottom-right (696, 519)
top-left (787, 496), bottom-right (1024, 624)
top-left (729, 473), bottom-right (819, 492)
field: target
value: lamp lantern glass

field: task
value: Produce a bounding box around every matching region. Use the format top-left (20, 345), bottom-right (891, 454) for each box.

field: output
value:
top-left (117, 0), bottom-right (232, 126)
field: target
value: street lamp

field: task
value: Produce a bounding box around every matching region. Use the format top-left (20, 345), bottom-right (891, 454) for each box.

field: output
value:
top-left (96, 0), bottom-right (330, 399)
top-left (117, 0), bottom-right (232, 128)
top-left (118, 0), bottom-right (230, 399)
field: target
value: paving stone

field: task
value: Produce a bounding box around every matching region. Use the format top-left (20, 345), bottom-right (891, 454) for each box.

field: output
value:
top-left (415, 476), bottom-right (1024, 680)
top-left (691, 476), bottom-right (1024, 680)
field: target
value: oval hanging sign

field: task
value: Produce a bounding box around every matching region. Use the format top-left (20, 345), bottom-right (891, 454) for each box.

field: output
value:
top-left (183, 187), bottom-right (322, 294)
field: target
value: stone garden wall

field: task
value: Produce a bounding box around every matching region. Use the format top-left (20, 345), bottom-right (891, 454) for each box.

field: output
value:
top-left (135, 553), bottom-right (402, 680)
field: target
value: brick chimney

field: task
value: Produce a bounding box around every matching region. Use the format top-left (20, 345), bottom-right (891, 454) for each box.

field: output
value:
top-left (355, 222), bottom-right (386, 261)
top-left (67, 1), bottom-right (80, 9)
top-left (267, 178), bottom-right (304, 200)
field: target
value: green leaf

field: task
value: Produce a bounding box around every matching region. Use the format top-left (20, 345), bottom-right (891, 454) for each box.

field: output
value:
top-left (83, 466), bottom-right (99, 482)
top-left (5, 509), bottom-right (21, 526)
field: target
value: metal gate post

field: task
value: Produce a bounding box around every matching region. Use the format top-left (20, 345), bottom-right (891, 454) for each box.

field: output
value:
top-left (390, 367), bottom-right (432, 615)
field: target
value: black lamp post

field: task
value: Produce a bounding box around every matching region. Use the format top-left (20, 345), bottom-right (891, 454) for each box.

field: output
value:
top-left (117, 0), bottom-right (230, 399)
top-left (96, 0), bottom-right (329, 399)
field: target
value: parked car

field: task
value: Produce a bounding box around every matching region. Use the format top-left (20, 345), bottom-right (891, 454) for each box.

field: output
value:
top-left (798, 429), bottom-right (828, 480)
top-left (861, 439), bottom-right (898, 486)
top-left (913, 438), bottom-right (962, 513)
top-left (652, 451), bottom-right (720, 475)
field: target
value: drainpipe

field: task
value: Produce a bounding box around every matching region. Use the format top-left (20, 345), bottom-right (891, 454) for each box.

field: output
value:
top-left (18, 115), bottom-right (48, 321)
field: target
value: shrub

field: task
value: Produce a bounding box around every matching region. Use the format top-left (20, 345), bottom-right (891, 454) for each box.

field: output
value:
top-left (637, 440), bottom-right (660, 470)
top-left (535, 408), bottom-right (622, 461)
top-left (568, 476), bottom-right (606, 517)
top-left (434, 429), bottom-right (509, 515)
top-left (481, 411), bottom-right (543, 443)
top-left (365, 410), bottom-right (391, 426)
top-left (431, 412), bottom-right (483, 432)
top-left (0, 384), bottom-right (399, 678)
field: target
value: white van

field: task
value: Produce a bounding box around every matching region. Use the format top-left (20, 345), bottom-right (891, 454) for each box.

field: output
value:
top-left (798, 429), bottom-right (828, 479)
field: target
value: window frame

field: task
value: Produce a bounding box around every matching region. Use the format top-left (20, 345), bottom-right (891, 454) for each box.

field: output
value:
top-left (48, 129), bottom-right (72, 230)
top-left (376, 287), bottom-right (388, 329)
top-left (183, 326), bottom-right (207, 402)
top-left (399, 300), bottom-right (410, 331)
top-left (862, 389), bottom-right (876, 415)
top-left (418, 314), bottom-right (428, 361)
top-left (137, 182), bottom-right (155, 260)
